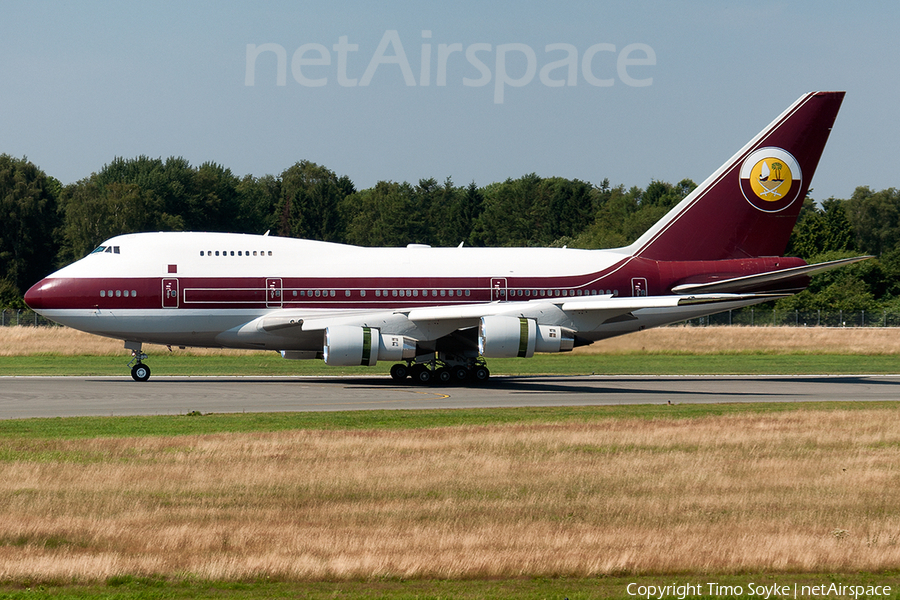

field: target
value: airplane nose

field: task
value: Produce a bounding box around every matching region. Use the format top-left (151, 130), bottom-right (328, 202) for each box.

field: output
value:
top-left (24, 280), bottom-right (45, 310)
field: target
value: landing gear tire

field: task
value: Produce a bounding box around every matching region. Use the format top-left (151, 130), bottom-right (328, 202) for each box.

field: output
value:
top-left (390, 363), bottom-right (409, 381)
top-left (413, 366), bottom-right (432, 384)
top-left (452, 365), bottom-right (470, 382)
top-left (434, 367), bottom-right (452, 384)
top-left (131, 363), bottom-right (151, 382)
top-left (472, 365), bottom-right (490, 383)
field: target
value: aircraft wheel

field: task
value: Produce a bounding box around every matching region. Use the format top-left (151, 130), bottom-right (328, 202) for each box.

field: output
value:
top-left (131, 363), bottom-right (151, 382)
top-left (413, 366), bottom-right (432, 384)
top-left (472, 365), bottom-right (490, 382)
top-left (434, 367), bottom-right (452, 384)
top-left (452, 365), bottom-right (470, 382)
top-left (390, 363), bottom-right (409, 381)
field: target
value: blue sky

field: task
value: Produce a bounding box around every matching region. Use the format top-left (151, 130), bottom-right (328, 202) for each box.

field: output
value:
top-left (2, 1), bottom-right (897, 202)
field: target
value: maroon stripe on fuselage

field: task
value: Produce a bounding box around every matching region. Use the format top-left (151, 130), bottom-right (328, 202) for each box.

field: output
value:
top-left (26, 256), bottom-right (803, 312)
top-left (29, 269), bottom-right (640, 311)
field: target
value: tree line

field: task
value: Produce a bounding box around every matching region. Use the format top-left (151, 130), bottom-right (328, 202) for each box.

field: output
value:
top-left (0, 153), bottom-right (896, 313)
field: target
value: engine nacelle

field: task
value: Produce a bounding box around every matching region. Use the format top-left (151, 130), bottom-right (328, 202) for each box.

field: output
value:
top-left (478, 316), bottom-right (536, 358)
top-left (479, 316), bottom-right (575, 358)
top-left (323, 326), bottom-right (416, 366)
top-left (534, 325), bottom-right (575, 353)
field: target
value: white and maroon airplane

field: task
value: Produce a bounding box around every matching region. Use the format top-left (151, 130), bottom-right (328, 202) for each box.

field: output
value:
top-left (25, 91), bottom-right (865, 383)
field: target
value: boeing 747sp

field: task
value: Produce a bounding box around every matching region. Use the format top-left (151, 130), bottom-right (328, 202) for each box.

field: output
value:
top-left (25, 91), bottom-right (865, 382)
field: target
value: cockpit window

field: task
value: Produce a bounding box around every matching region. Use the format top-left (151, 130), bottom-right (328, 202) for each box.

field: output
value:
top-left (90, 246), bottom-right (120, 255)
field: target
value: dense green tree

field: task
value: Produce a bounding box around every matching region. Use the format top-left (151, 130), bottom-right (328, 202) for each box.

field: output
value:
top-left (0, 155), bottom-right (61, 301)
top-left (235, 173), bottom-right (280, 234)
top-left (273, 161), bottom-right (353, 241)
top-left (340, 181), bottom-right (424, 247)
top-left (787, 197), bottom-right (855, 259)
top-left (453, 181), bottom-right (484, 246)
top-left (472, 174), bottom-right (596, 247)
top-left (845, 186), bottom-right (900, 256)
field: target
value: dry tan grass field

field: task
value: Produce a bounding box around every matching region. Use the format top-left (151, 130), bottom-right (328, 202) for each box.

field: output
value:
top-left (2, 325), bottom-right (900, 356)
top-left (1, 409), bottom-right (899, 581)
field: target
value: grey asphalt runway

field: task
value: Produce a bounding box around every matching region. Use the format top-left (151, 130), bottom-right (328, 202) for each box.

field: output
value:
top-left (1, 374), bottom-right (899, 419)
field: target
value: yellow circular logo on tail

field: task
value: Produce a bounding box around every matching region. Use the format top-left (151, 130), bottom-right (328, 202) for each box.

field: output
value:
top-left (740, 148), bottom-right (802, 213)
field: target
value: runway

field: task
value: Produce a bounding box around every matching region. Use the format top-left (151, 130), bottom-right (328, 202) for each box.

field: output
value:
top-left (1, 374), bottom-right (899, 419)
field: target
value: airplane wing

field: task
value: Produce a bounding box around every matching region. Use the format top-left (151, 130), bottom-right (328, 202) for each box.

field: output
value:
top-left (270, 292), bottom-right (789, 334)
top-left (670, 256), bottom-right (871, 294)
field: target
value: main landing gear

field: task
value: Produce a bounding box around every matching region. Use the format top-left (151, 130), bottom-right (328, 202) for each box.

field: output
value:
top-left (125, 341), bottom-right (151, 382)
top-left (389, 359), bottom-right (490, 385)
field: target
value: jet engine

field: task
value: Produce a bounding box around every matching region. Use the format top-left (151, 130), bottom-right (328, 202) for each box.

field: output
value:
top-left (478, 316), bottom-right (574, 358)
top-left (323, 326), bottom-right (416, 366)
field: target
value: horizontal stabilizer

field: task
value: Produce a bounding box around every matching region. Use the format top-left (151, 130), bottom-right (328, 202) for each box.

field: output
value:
top-left (671, 256), bottom-right (871, 294)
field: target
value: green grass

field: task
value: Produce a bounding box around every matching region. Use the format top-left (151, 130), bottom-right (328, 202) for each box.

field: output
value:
top-left (1, 400), bottom-right (899, 440)
top-left (2, 351), bottom-right (900, 377)
top-left (1, 573), bottom-right (898, 599)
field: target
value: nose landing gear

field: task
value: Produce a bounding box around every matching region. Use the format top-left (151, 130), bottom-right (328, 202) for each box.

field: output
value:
top-left (125, 341), bottom-right (151, 382)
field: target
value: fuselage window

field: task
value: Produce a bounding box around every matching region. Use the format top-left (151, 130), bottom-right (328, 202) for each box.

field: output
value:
top-left (100, 290), bottom-right (105, 297)
top-left (253, 251), bottom-right (257, 256)
top-left (230, 251), bottom-right (234, 256)
top-left (330, 290), bottom-right (335, 297)
top-left (465, 290), bottom-right (471, 297)
top-left (448, 290), bottom-right (454, 297)
top-left (440, 290), bottom-right (446, 297)
top-left (108, 290), bottom-right (113, 297)
top-left (293, 290), bottom-right (298, 297)
top-left (391, 290), bottom-right (398, 297)
top-left (200, 251), bottom-right (204, 256)
top-left (215, 251), bottom-right (220, 256)
top-left (345, 290), bottom-right (351, 297)
top-left (413, 290), bottom-right (418, 297)
top-left (268, 251), bottom-right (272, 256)
top-left (360, 290), bottom-right (366, 297)
top-left (315, 290), bottom-right (321, 297)
top-left (375, 290), bottom-right (381, 297)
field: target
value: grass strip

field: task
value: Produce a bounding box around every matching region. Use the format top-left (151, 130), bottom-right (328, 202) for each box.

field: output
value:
top-left (2, 352), bottom-right (900, 377)
top-left (2, 572), bottom-right (899, 599)
top-left (1, 401), bottom-right (899, 440)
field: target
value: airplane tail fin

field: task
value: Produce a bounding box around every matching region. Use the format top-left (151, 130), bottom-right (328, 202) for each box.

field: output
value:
top-left (627, 91), bottom-right (845, 261)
